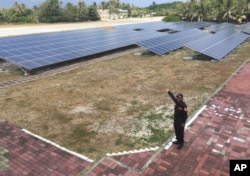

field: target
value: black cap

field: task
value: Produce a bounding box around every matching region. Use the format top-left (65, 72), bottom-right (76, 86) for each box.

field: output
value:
top-left (176, 93), bottom-right (183, 98)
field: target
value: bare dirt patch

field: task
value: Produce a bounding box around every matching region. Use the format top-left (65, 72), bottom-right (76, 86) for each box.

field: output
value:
top-left (0, 39), bottom-right (249, 161)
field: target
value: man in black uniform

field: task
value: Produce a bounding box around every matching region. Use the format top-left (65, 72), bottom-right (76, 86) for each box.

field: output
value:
top-left (167, 89), bottom-right (188, 149)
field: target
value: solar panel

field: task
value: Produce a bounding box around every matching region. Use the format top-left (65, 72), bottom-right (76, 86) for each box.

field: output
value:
top-left (135, 28), bottom-right (211, 55)
top-left (184, 29), bottom-right (236, 52)
top-left (0, 22), bottom-right (169, 70)
top-left (0, 21), bottom-right (213, 71)
top-left (174, 21), bottom-right (213, 31)
top-left (116, 21), bottom-right (213, 32)
top-left (236, 22), bottom-right (250, 34)
top-left (205, 22), bottom-right (235, 33)
top-left (185, 29), bottom-right (249, 60)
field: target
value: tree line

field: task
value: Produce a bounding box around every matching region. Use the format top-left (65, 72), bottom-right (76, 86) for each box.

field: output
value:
top-left (0, 0), bottom-right (250, 24)
top-left (0, 0), bottom-right (100, 23)
top-left (163, 0), bottom-right (250, 23)
top-left (0, 0), bottom-right (153, 24)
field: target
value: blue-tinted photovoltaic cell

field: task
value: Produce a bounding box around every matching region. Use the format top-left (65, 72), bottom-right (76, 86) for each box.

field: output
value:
top-left (185, 29), bottom-right (236, 51)
top-left (0, 22), bottom-right (168, 70)
top-left (185, 29), bottom-right (249, 60)
top-left (115, 21), bottom-right (212, 32)
top-left (135, 28), bottom-right (211, 55)
top-left (205, 22), bottom-right (235, 33)
top-left (236, 22), bottom-right (250, 34)
top-left (168, 21), bottom-right (213, 31)
top-left (0, 21), bottom-right (214, 70)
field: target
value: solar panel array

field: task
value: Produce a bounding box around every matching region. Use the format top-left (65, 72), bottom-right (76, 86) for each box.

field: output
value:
top-left (0, 23), bottom-right (167, 70)
top-left (135, 28), bottom-right (211, 55)
top-left (166, 21), bottom-right (213, 31)
top-left (236, 22), bottom-right (250, 34)
top-left (205, 22), bottom-right (235, 32)
top-left (115, 21), bottom-right (211, 32)
top-left (0, 21), bottom-right (214, 71)
top-left (185, 29), bottom-right (249, 60)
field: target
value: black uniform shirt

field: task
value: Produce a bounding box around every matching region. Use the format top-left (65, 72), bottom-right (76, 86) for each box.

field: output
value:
top-left (168, 91), bottom-right (188, 123)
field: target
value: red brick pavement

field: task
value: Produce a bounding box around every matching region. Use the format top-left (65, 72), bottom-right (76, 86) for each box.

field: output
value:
top-left (0, 121), bottom-right (92, 176)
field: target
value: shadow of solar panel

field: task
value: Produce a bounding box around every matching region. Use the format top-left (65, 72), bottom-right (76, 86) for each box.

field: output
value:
top-left (241, 29), bottom-right (250, 34)
top-left (186, 31), bottom-right (249, 60)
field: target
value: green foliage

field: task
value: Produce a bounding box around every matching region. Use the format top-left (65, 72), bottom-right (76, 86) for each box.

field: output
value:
top-left (1, 0), bottom-right (249, 24)
top-left (0, 0), bottom-right (100, 23)
top-left (67, 124), bottom-right (97, 147)
top-left (87, 147), bottom-right (97, 153)
top-left (148, 127), bottom-right (165, 143)
top-left (143, 126), bottom-right (168, 144)
top-left (145, 1), bottom-right (183, 16)
top-left (77, 0), bottom-right (88, 21)
top-left (87, 6), bottom-right (101, 21)
top-left (63, 3), bottom-right (77, 22)
top-left (70, 125), bottom-right (96, 139)
top-left (162, 15), bottom-right (181, 22)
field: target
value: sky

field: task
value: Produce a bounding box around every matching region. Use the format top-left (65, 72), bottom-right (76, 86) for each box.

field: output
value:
top-left (0, 0), bottom-right (185, 8)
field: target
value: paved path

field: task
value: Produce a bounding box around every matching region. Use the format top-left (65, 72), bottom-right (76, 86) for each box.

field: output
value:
top-left (0, 121), bottom-right (92, 176)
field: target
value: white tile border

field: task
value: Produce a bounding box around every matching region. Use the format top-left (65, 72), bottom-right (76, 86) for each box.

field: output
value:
top-left (22, 129), bottom-right (94, 162)
top-left (185, 105), bottom-right (207, 130)
top-left (106, 147), bottom-right (159, 156)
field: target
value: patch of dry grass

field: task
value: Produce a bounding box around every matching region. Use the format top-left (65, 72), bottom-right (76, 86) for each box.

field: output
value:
top-left (0, 39), bottom-right (249, 160)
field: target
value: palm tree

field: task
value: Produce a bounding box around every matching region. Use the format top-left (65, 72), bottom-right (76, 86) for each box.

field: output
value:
top-left (108, 0), bottom-right (120, 19)
top-left (232, 0), bottom-right (248, 23)
top-left (13, 2), bottom-right (26, 16)
top-left (100, 1), bottom-right (105, 11)
top-left (246, 0), bottom-right (250, 21)
top-left (177, 0), bottom-right (249, 23)
top-left (176, 2), bottom-right (189, 20)
top-left (176, 0), bottom-right (202, 21)
top-left (197, 0), bottom-right (213, 21)
top-left (130, 5), bottom-right (139, 17)
top-left (64, 2), bottom-right (77, 22)
top-left (77, 0), bottom-right (88, 21)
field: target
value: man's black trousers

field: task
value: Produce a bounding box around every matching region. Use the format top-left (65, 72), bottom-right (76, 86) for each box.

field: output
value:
top-left (174, 121), bottom-right (184, 144)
